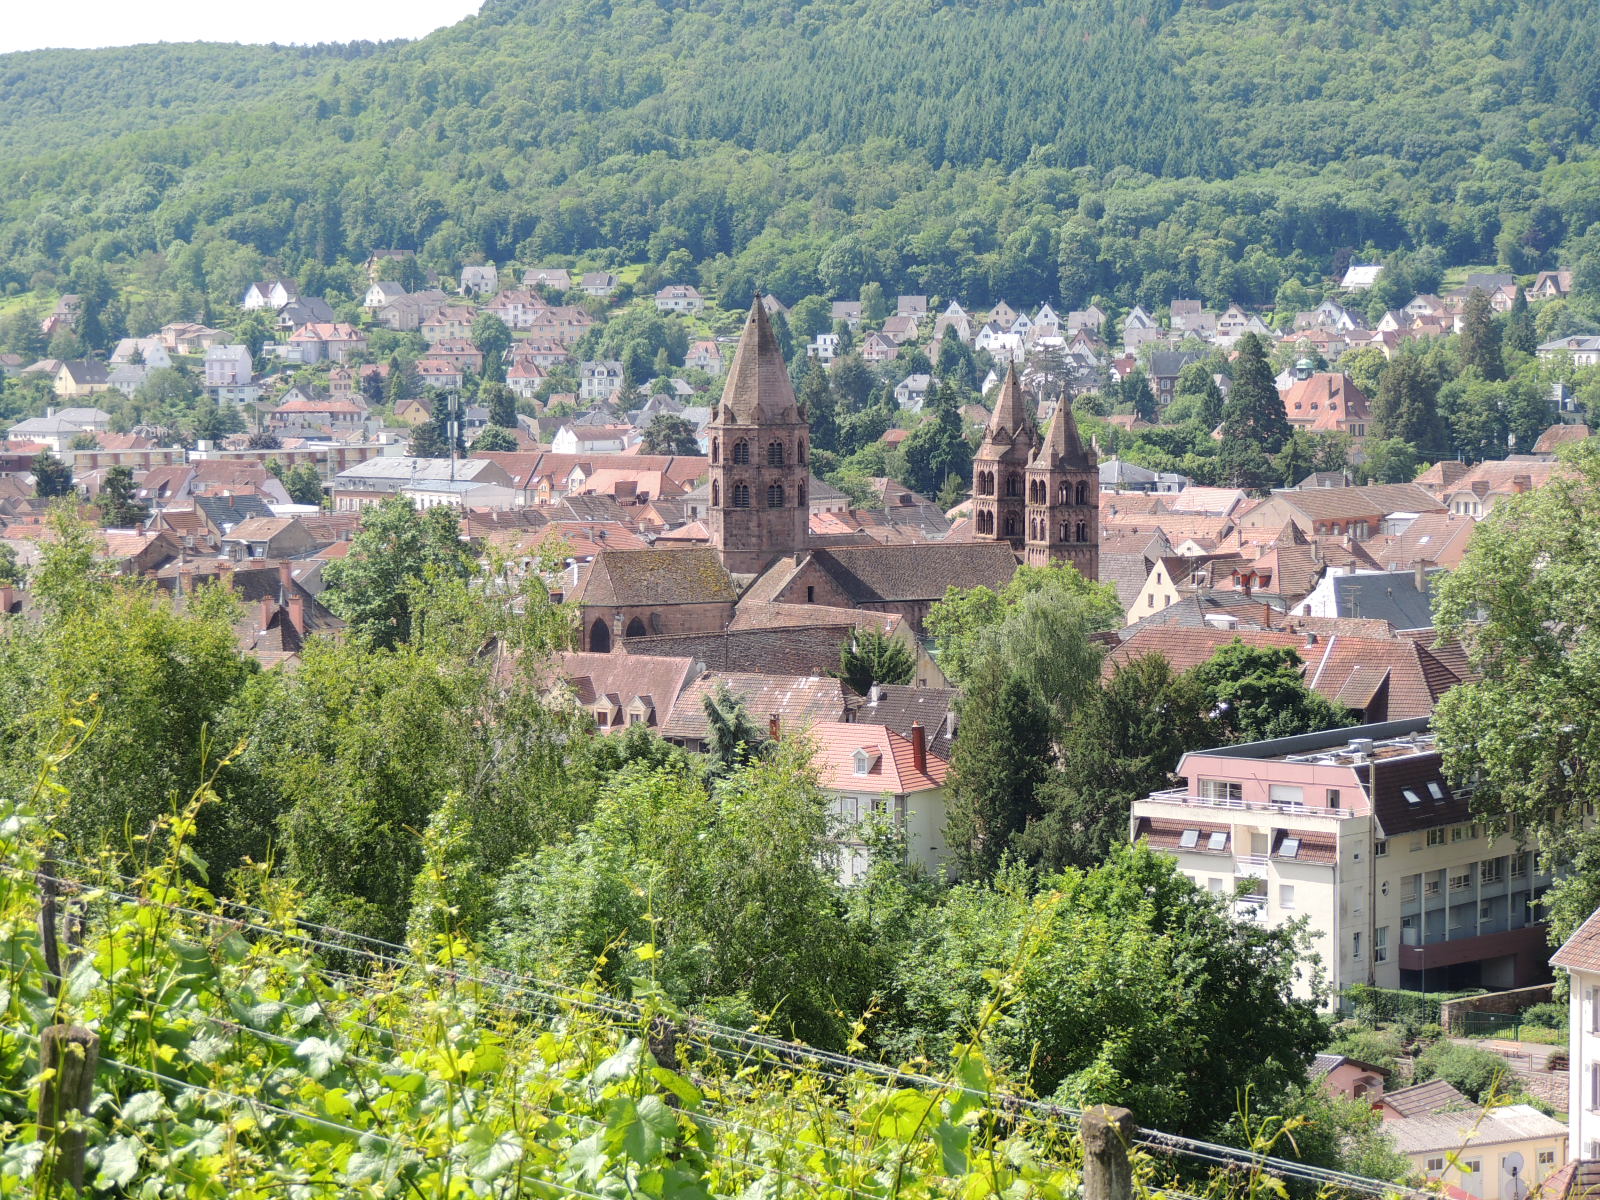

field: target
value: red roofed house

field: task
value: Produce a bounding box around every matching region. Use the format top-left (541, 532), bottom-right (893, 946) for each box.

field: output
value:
top-left (267, 393), bottom-right (369, 435)
top-left (1281, 373), bottom-right (1372, 442)
top-left (804, 719), bottom-right (951, 882)
top-left (287, 323), bottom-right (367, 364)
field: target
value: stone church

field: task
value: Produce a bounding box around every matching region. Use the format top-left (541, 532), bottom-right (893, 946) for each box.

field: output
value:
top-left (969, 364), bottom-right (1099, 580)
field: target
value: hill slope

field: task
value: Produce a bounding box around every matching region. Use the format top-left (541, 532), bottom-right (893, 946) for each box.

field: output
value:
top-left (2, 0), bottom-right (1599, 316)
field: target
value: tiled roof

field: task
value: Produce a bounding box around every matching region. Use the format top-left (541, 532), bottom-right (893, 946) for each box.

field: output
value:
top-left (1534, 423), bottom-right (1588, 454)
top-left (1276, 483), bottom-right (1445, 521)
top-left (804, 721), bottom-right (949, 793)
top-left (623, 624), bottom-right (859, 677)
top-left (660, 672), bottom-right (846, 742)
top-left (220, 516), bottom-right (300, 542)
top-left (1365, 751), bottom-right (1471, 837)
top-left (1133, 815), bottom-right (1232, 856)
top-left (573, 547), bottom-right (736, 606)
top-left (1552, 905), bottom-right (1600, 973)
top-left (802, 543), bottom-right (1019, 604)
top-left (729, 601), bottom-right (902, 635)
top-left (718, 297), bottom-right (800, 424)
top-left (1381, 1079), bottom-right (1470, 1119)
top-left (1385, 1103), bottom-right (1565, 1155)
top-left (556, 651), bottom-right (699, 730)
top-left (844, 684), bottom-right (959, 760)
top-left (1377, 512), bottom-right (1476, 571)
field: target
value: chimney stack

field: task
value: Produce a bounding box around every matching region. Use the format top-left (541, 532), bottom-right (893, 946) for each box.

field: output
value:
top-left (868, 683), bottom-right (882, 705)
top-left (278, 560), bottom-right (293, 598)
top-left (944, 709), bottom-right (956, 740)
top-left (768, 712), bottom-right (780, 741)
top-left (1413, 559), bottom-right (1432, 594)
top-left (910, 721), bottom-right (927, 774)
top-left (288, 591), bottom-right (305, 635)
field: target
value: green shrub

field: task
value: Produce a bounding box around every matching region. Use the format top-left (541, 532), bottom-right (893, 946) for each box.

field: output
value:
top-left (1522, 1002), bottom-right (1567, 1031)
top-left (1413, 1041), bottom-right (1515, 1105)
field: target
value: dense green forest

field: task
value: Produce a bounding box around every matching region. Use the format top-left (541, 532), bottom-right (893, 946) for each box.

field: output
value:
top-left (4, 0), bottom-right (1600, 317)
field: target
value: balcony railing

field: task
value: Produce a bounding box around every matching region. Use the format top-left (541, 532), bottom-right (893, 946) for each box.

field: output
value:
top-left (1235, 855), bottom-right (1269, 873)
top-left (1143, 788), bottom-right (1355, 819)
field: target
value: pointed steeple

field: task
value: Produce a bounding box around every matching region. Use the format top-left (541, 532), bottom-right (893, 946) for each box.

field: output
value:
top-left (1034, 395), bottom-right (1090, 468)
top-left (985, 363), bottom-right (1030, 442)
top-left (719, 294), bottom-right (798, 424)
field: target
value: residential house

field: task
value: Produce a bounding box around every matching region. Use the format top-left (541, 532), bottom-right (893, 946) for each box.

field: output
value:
top-left (580, 360), bottom-right (625, 400)
top-left (393, 397), bottom-right (432, 427)
top-left (275, 297), bottom-right (335, 331)
top-left (555, 651), bottom-right (699, 733)
top-left (894, 374), bottom-right (933, 411)
top-left (808, 720), bottom-right (951, 883)
top-left (1538, 336), bottom-right (1600, 367)
top-left (933, 301), bottom-right (973, 345)
top-left (860, 332), bottom-right (900, 364)
top-left (241, 280), bottom-right (298, 310)
top-left (106, 363), bottom-right (150, 398)
top-left (522, 267), bottom-right (573, 292)
top-left (655, 284), bottom-right (705, 313)
top-left (1216, 304), bottom-right (1273, 346)
top-left (459, 263), bottom-right (498, 295)
top-left (1238, 484), bottom-right (1445, 541)
top-left (1311, 1054), bottom-right (1389, 1103)
top-left (1553, 907), bottom-right (1600, 1159)
top-left (109, 337), bottom-right (172, 368)
top-left (9, 406), bottom-right (113, 452)
top-left (1527, 271), bottom-right (1574, 303)
top-left (376, 290), bottom-right (450, 332)
top-left (485, 289), bottom-right (546, 329)
top-left (415, 358), bottom-right (465, 390)
top-left (1066, 305), bottom-right (1108, 335)
top-left (506, 360), bottom-right (547, 400)
top-left (220, 516), bottom-right (317, 562)
top-left (896, 296), bottom-right (929, 319)
top-left (40, 294), bottom-right (81, 337)
top-left (420, 306), bottom-right (475, 344)
top-left (1281, 373), bottom-right (1372, 441)
top-left (1436, 458), bottom-right (1564, 519)
top-left (1149, 350), bottom-right (1202, 406)
top-left (364, 281), bottom-right (406, 308)
top-left (426, 338), bottom-right (486, 375)
top-left (1131, 720), bottom-right (1555, 997)
top-left (1380, 1080), bottom-right (1566, 1200)
top-left (661, 672), bottom-right (846, 752)
top-left (831, 301), bottom-right (863, 330)
top-left (808, 332), bottom-right (840, 363)
top-left (580, 272), bottom-right (619, 297)
top-left (552, 423), bottom-right (634, 455)
top-left (1341, 264), bottom-right (1384, 291)
top-left (364, 250), bottom-right (415, 281)
top-left (203, 345), bottom-right (255, 389)
top-left (287, 323), bottom-right (367, 364)
top-left (50, 361), bottom-right (112, 400)
top-left (882, 314), bottom-right (920, 344)
top-left (266, 393), bottom-right (369, 437)
top-left (686, 340), bottom-right (724, 374)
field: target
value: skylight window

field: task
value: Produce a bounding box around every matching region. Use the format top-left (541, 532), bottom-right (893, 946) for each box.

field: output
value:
top-left (1427, 781), bottom-right (1445, 800)
top-left (1281, 838), bottom-right (1301, 859)
top-left (1403, 788), bottom-right (1422, 805)
top-left (1179, 829), bottom-right (1200, 849)
top-left (1208, 831), bottom-right (1228, 851)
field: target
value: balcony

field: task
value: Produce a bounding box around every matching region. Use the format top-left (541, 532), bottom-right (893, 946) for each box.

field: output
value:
top-left (1235, 855), bottom-right (1269, 873)
top-left (1143, 787), bottom-right (1355, 819)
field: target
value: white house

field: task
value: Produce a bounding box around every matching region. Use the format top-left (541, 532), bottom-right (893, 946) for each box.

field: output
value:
top-left (1554, 907), bottom-right (1600, 1160)
top-left (580, 360), bottom-right (625, 400)
top-left (241, 280), bottom-right (297, 310)
top-left (808, 720), bottom-right (950, 884)
top-left (1132, 720), bottom-right (1555, 1000)
top-left (459, 263), bottom-right (498, 295)
top-left (1539, 337), bottom-right (1600, 368)
top-left (364, 282), bottom-right (406, 308)
top-left (1342, 264), bottom-right (1385, 291)
top-left (895, 374), bottom-right (933, 411)
top-left (203, 344), bottom-right (255, 389)
top-left (655, 285), bottom-right (705, 314)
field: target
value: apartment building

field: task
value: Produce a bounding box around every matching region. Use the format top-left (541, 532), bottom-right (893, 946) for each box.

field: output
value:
top-left (1131, 719), bottom-right (1552, 998)
top-left (1553, 908), bottom-right (1600, 1160)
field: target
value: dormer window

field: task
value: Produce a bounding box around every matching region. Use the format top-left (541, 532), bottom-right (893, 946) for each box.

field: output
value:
top-left (852, 748), bottom-right (880, 775)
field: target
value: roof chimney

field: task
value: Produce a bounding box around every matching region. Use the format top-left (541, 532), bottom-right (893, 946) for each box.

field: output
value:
top-left (288, 591), bottom-right (305, 635)
top-left (910, 721), bottom-right (927, 775)
top-left (944, 709), bottom-right (957, 740)
top-left (868, 683), bottom-right (882, 705)
top-left (1304, 631), bottom-right (1318, 647)
top-left (768, 712), bottom-right (780, 741)
top-left (1413, 559), bottom-right (1430, 594)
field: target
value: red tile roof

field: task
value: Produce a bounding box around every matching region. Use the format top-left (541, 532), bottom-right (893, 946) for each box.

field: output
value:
top-left (803, 721), bottom-right (949, 792)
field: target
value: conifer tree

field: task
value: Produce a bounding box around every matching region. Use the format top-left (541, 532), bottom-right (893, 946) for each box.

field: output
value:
top-left (1218, 333), bottom-right (1289, 453)
top-left (1372, 355), bottom-right (1442, 455)
top-left (1458, 289), bottom-right (1505, 381)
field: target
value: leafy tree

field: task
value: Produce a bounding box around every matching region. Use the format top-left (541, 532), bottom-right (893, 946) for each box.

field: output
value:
top-left (835, 629), bottom-right (915, 696)
top-left (31, 451), bottom-right (73, 498)
top-left (702, 683), bottom-right (767, 775)
top-left (0, 543), bottom-right (22, 586)
top-left (245, 430), bottom-right (281, 450)
top-left (886, 843), bottom-right (1326, 1134)
top-left (1457, 289), bottom-right (1505, 381)
top-left (1359, 437), bottom-right (1419, 483)
top-left (798, 360), bottom-right (838, 453)
top-left (1433, 441), bottom-right (1600, 943)
top-left (471, 312), bottom-right (511, 380)
top-left (927, 561), bottom-right (1120, 687)
top-left (1413, 1042), bottom-right (1517, 1106)
top-left (481, 380), bottom-right (517, 429)
top-left (1275, 430), bottom-right (1315, 488)
top-left (321, 495), bottom-right (472, 649)
top-left (943, 657), bottom-right (1055, 881)
top-left (1219, 333), bottom-right (1290, 456)
top-left (1187, 641), bottom-right (1356, 743)
top-left (1120, 368), bottom-right (1157, 422)
top-left (97, 465), bottom-right (149, 527)
top-left (1022, 653), bottom-right (1216, 871)
top-left (470, 425), bottom-right (519, 453)
top-left (641, 412), bottom-right (700, 456)
top-left (1372, 355), bottom-right (1442, 456)
top-left (859, 281), bottom-right (888, 324)
top-left (1174, 360), bottom-right (1224, 428)
top-left (936, 328), bottom-right (977, 391)
top-left (282, 461), bottom-right (325, 506)
top-left (829, 353), bottom-right (875, 413)
top-left (899, 382), bottom-right (971, 497)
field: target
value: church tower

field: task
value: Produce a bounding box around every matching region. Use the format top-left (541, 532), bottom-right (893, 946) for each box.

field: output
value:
top-left (1024, 395), bottom-right (1099, 578)
top-left (971, 364), bottom-right (1035, 551)
top-left (707, 296), bottom-right (811, 574)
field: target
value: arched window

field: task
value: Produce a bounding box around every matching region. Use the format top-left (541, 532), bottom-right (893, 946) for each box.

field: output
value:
top-left (767, 441), bottom-right (785, 467)
top-left (1004, 514), bottom-right (1017, 537)
top-left (732, 440), bottom-right (750, 465)
top-left (625, 617), bottom-right (647, 638)
top-left (732, 483), bottom-right (751, 508)
top-left (1076, 521), bottom-right (1088, 543)
top-left (1058, 482), bottom-right (1070, 504)
top-left (797, 482), bottom-right (807, 506)
top-left (798, 439), bottom-right (807, 464)
top-left (589, 619), bottom-right (612, 653)
top-left (711, 438), bottom-right (720, 464)
top-left (1061, 522), bottom-right (1070, 542)
top-left (1076, 480), bottom-right (1090, 505)
top-left (712, 481), bottom-right (721, 506)
top-left (1006, 474), bottom-right (1019, 497)
top-left (766, 482), bottom-right (785, 508)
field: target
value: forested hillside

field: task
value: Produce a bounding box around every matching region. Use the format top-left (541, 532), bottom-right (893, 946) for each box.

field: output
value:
top-left (3, 0), bottom-right (1600, 316)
